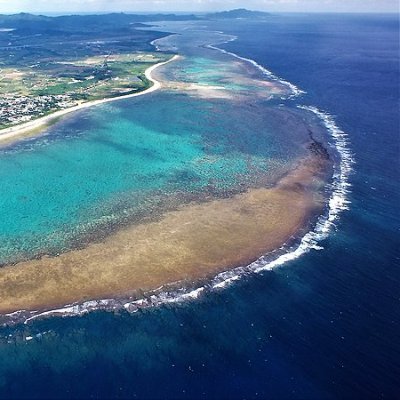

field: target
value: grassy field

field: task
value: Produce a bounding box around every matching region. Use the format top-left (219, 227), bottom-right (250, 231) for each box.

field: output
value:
top-left (0, 52), bottom-right (171, 129)
top-left (0, 53), bottom-right (169, 98)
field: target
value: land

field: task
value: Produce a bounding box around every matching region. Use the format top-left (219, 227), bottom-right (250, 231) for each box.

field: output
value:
top-left (206, 8), bottom-right (270, 19)
top-left (0, 55), bottom-right (179, 144)
top-left (0, 52), bottom-right (173, 129)
top-left (0, 12), bottom-right (188, 131)
top-left (0, 10), bottom-right (272, 131)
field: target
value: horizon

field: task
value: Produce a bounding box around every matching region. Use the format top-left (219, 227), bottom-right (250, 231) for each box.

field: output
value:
top-left (0, 0), bottom-right (398, 15)
top-left (1, 9), bottom-right (399, 16)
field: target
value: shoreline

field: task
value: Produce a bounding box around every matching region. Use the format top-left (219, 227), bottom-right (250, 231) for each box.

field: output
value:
top-left (0, 55), bottom-right (179, 145)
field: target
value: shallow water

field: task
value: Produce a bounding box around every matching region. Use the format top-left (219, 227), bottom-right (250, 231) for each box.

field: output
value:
top-left (0, 29), bottom-right (317, 265)
top-left (0, 25), bottom-right (333, 316)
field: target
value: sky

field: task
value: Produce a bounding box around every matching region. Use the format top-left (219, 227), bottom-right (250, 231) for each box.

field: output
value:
top-left (0, 0), bottom-right (398, 14)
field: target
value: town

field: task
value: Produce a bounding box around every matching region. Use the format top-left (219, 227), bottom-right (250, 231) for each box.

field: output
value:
top-left (0, 94), bottom-right (76, 127)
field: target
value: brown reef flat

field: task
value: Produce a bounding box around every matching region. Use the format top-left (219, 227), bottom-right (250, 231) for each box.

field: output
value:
top-left (0, 156), bottom-right (328, 315)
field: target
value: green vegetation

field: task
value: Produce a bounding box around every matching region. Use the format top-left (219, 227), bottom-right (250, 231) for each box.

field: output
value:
top-left (0, 52), bottom-right (171, 129)
top-left (32, 54), bottom-right (168, 98)
top-left (0, 11), bottom-right (183, 129)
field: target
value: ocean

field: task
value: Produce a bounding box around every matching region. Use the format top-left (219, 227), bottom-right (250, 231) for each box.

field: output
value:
top-left (0, 13), bottom-right (399, 399)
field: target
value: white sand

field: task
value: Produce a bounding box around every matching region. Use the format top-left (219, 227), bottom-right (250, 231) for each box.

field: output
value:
top-left (0, 55), bottom-right (179, 144)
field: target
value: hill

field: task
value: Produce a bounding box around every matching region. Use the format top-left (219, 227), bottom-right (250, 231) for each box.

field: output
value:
top-left (206, 8), bottom-right (270, 20)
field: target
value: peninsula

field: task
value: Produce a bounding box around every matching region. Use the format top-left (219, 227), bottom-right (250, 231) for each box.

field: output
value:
top-left (0, 12), bottom-right (189, 135)
top-left (0, 55), bottom-right (178, 144)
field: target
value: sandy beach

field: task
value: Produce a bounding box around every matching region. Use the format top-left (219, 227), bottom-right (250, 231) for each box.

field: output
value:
top-left (0, 55), bottom-right (179, 145)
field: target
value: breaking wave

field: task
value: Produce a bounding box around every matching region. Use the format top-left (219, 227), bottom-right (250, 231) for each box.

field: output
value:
top-left (206, 34), bottom-right (305, 98)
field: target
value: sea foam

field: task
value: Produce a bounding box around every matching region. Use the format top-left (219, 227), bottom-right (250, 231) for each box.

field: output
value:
top-left (210, 105), bottom-right (354, 288)
top-left (206, 35), bottom-right (305, 99)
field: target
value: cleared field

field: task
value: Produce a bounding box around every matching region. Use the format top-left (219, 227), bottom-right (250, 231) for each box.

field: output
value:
top-left (0, 52), bottom-right (171, 129)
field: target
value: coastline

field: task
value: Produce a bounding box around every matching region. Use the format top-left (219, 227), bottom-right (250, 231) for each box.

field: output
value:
top-left (0, 55), bottom-right (179, 145)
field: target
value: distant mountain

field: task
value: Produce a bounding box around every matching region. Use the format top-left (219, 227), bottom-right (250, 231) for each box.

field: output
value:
top-left (0, 13), bottom-right (53, 32)
top-left (0, 12), bottom-right (199, 32)
top-left (0, 12), bottom-right (50, 22)
top-left (206, 8), bottom-right (270, 19)
top-left (0, 12), bottom-right (49, 24)
top-left (0, 10), bottom-right (270, 33)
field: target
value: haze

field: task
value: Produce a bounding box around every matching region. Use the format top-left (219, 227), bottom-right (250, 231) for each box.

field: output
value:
top-left (0, 0), bottom-right (398, 14)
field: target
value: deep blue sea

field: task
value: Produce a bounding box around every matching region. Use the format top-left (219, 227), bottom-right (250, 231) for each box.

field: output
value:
top-left (0, 13), bottom-right (399, 399)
